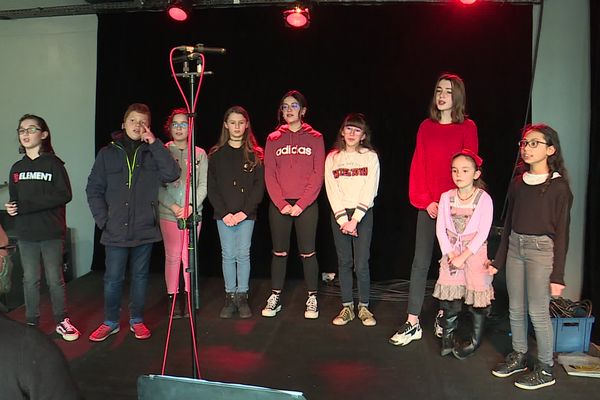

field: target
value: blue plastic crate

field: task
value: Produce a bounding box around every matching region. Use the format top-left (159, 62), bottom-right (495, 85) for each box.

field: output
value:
top-left (552, 316), bottom-right (595, 353)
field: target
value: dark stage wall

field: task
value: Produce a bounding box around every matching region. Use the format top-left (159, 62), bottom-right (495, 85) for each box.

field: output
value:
top-left (92, 3), bottom-right (532, 280)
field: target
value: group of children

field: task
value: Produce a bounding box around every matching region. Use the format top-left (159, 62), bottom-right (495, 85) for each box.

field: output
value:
top-left (4, 73), bottom-right (572, 391)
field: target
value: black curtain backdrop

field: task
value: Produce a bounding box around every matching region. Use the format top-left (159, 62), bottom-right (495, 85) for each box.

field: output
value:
top-left (91, 3), bottom-right (532, 282)
top-left (584, 1), bottom-right (599, 342)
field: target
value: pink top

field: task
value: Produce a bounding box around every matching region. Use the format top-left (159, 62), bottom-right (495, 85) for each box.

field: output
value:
top-left (408, 118), bottom-right (478, 209)
top-left (436, 188), bottom-right (493, 256)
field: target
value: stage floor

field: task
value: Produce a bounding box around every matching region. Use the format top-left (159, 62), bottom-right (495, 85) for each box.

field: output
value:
top-left (8, 271), bottom-right (600, 400)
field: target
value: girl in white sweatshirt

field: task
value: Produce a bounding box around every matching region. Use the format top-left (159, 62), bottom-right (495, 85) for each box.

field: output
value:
top-left (324, 113), bottom-right (380, 326)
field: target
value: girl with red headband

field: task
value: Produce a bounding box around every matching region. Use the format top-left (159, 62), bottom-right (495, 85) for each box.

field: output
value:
top-left (433, 150), bottom-right (494, 359)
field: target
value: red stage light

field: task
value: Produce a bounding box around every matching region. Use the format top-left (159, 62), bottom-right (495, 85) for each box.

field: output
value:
top-left (283, 6), bottom-right (310, 29)
top-left (167, 0), bottom-right (191, 22)
top-left (459, 0), bottom-right (478, 4)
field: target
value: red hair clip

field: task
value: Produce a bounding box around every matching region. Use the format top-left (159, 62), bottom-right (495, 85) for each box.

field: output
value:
top-left (455, 148), bottom-right (483, 168)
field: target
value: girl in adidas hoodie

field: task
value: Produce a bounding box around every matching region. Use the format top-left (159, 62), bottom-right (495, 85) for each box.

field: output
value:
top-left (5, 114), bottom-right (80, 341)
top-left (325, 113), bottom-right (380, 327)
top-left (261, 90), bottom-right (325, 319)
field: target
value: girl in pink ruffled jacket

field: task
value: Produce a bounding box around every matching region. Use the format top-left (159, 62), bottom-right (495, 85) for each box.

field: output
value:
top-left (433, 149), bottom-right (494, 359)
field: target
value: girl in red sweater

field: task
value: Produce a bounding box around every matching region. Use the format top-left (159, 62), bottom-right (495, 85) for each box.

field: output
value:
top-left (390, 73), bottom-right (478, 346)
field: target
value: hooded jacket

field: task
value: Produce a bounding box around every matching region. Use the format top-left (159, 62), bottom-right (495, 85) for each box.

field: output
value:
top-left (264, 123), bottom-right (325, 211)
top-left (8, 153), bottom-right (71, 241)
top-left (86, 131), bottom-right (180, 247)
top-left (158, 141), bottom-right (208, 222)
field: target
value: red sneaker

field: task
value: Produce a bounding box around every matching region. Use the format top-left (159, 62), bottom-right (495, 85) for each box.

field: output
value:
top-left (130, 322), bottom-right (151, 340)
top-left (89, 323), bottom-right (120, 342)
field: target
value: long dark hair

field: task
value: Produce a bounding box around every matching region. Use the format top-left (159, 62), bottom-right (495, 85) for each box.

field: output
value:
top-left (517, 123), bottom-right (569, 194)
top-left (17, 114), bottom-right (55, 155)
top-left (428, 73), bottom-right (467, 124)
top-left (277, 89), bottom-right (307, 128)
top-left (331, 113), bottom-right (376, 153)
top-left (209, 106), bottom-right (263, 168)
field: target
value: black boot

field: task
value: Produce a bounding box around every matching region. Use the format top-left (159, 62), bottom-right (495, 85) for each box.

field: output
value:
top-left (440, 300), bottom-right (461, 357)
top-left (453, 306), bottom-right (489, 360)
top-left (168, 294), bottom-right (183, 319)
top-left (219, 293), bottom-right (237, 319)
top-left (179, 292), bottom-right (189, 318)
top-left (236, 292), bottom-right (252, 319)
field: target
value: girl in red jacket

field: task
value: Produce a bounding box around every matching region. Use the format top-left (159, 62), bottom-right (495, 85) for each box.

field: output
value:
top-left (390, 73), bottom-right (478, 346)
top-left (261, 90), bottom-right (325, 319)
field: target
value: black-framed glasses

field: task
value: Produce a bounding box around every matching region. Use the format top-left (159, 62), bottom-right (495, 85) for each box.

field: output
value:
top-left (171, 122), bottom-right (189, 129)
top-left (17, 127), bottom-right (42, 135)
top-left (519, 139), bottom-right (548, 149)
top-left (280, 103), bottom-right (301, 112)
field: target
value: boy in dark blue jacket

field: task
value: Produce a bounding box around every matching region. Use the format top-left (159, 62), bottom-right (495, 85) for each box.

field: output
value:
top-left (86, 103), bottom-right (179, 341)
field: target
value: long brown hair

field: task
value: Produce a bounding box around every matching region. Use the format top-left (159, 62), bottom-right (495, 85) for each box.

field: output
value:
top-left (209, 106), bottom-right (263, 168)
top-left (428, 73), bottom-right (467, 124)
top-left (517, 123), bottom-right (570, 194)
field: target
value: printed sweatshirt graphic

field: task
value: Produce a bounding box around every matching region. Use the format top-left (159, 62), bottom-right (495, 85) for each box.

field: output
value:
top-left (8, 153), bottom-right (72, 241)
top-left (264, 123), bottom-right (325, 210)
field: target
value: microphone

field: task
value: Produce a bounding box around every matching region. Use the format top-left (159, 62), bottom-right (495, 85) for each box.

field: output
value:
top-left (172, 52), bottom-right (202, 63)
top-left (176, 44), bottom-right (226, 55)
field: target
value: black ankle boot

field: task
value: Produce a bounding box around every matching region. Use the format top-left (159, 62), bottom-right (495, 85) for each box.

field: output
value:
top-left (168, 294), bottom-right (183, 319)
top-left (453, 306), bottom-right (489, 360)
top-left (440, 300), bottom-right (461, 357)
top-left (219, 293), bottom-right (237, 319)
top-left (179, 292), bottom-right (189, 318)
top-left (236, 292), bottom-right (252, 319)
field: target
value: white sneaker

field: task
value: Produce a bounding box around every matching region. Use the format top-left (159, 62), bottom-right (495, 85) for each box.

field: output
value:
top-left (56, 318), bottom-right (81, 341)
top-left (434, 310), bottom-right (444, 338)
top-left (261, 293), bottom-right (282, 317)
top-left (304, 294), bottom-right (319, 319)
top-left (389, 322), bottom-right (423, 346)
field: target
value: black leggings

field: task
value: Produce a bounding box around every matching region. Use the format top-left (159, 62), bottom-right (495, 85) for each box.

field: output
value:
top-left (269, 201), bottom-right (319, 291)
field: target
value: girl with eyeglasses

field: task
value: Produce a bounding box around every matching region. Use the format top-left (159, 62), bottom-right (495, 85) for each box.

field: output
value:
top-left (325, 113), bottom-right (380, 327)
top-left (5, 114), bottom-right (80, 341)
top-left (390, 73), bottom-right (478, 347)
top-left (158, 108), bottom-right (208, 319)
top-left (207, 106), bottom-right (265, 319)
top-left (490, 124), bottom-right (572, 390)
top-left (261, 90), bottom-right (325, 319)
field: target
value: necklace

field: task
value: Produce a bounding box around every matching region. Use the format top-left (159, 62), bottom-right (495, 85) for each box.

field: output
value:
top-left (457, 188), bottom-right (477, 202)
top-left (229, 138), bottom-right (242, 142)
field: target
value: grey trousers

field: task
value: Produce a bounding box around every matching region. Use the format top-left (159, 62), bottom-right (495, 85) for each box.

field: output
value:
top-left (506, 231), bottom-right (554, 366)
top-left (19, 239), bottom-right (66, 325)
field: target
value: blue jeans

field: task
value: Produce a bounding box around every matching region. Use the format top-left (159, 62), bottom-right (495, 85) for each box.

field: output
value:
top-left (104, 243), bottom-right (153, 327)
top-left (506, 231), bottom-right (554, 366)
top-left (330, 209), bottom-right (373, 305)
top-left (216, 219), bottom-right (255, 293)
top-left (19, 239), bottom-right (66, 324)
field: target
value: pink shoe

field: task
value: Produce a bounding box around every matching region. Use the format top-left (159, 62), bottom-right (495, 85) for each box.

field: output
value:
top-left (89, 323), bottom-right (119, 342)
top-left (130, 322), bottom-right (151, 340)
